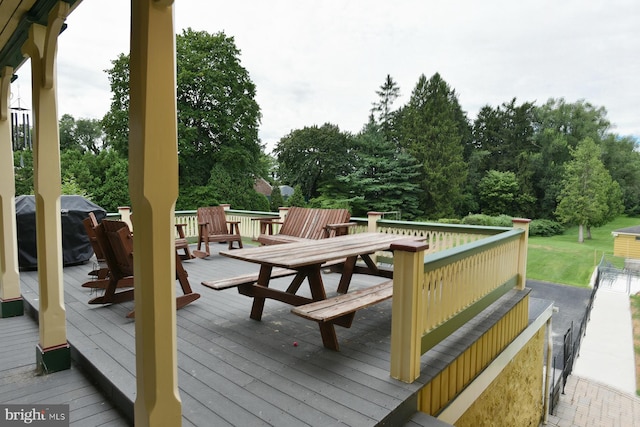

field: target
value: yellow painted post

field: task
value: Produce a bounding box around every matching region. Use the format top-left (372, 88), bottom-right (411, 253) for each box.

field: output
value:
top-left (390, 240), bottom-right (429, 383)
top-left (278, 206), bottom-right (289, 222)
top-left (367, 211), bottom-right (384, 263)
top-left (0, 66), bottom-right (23, 318)
top-left (512, 218), bottom-right (531, 290)
top-left (367, 211), bottom-right (383, 233)
top-left (129, 1), bottom-right (181, 425)
top-left (21, 3), bottom-right (70, 373)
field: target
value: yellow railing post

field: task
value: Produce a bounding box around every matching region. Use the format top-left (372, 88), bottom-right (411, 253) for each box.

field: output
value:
top-left (367, 211), bottom-right (383, 233)
top-left (390, 240), bottom-right (429, 383)
top-left (278, 206), bottom-right (288, 222)
top-left (512, 218), bottom-right (531, 290)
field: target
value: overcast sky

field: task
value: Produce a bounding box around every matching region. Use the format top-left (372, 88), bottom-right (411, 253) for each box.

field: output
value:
top-left (11, 0), bottom-right (639, 153)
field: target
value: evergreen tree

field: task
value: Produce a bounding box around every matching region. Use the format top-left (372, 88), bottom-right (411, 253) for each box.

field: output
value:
top-left (270, 186), bottom-right (284, 212)
top-left (371, 75), bottom-right (400, 142)
top-left (335, 119), bottom-right (421, 219)
top-left (287, 185), bottom-right (307, 207)
top-left (398, 73), bottom-right (470, 218)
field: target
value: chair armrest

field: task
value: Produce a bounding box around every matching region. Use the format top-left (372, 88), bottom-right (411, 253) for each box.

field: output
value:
top-left (251, 217), bottom-right (283, 235)
top-left (197, 222), bottom-right (208, 237)
top-left (175, 223), bottom-right (188, 239)
top-left (250, 216), bottom-right (280, 222)
top-left (325, 222), bottom-right (357, 237)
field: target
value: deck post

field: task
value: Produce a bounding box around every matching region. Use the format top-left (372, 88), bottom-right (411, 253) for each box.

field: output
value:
top-left (512, 218), bottom-right (531, 290)
top-left (278, 206), bottom-right (289, 222)
top-left (129, 0), bottom-right (182, 425)
top-left (118, 206), bottom-right (132, 230)
top-left (21, 3), bottom-right (70, 372)
top-left (0, 66), bottom-right (23, 318)
top-left (390, 240), bottom-right (429, 383)
top-left (367, 211), bottom-right (383, 233)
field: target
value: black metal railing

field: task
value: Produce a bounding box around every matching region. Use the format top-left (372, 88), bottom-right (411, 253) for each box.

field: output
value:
top-left (549, 267), bottom-right (601, 415)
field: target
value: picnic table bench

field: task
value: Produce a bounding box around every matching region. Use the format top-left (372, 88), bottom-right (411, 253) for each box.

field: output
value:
top-left (291, 279), bottom-right (393, 327)
top-left (254, 207), bottom-right (356, 245)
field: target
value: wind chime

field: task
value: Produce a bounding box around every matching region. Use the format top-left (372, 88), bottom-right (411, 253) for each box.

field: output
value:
top-left (10, 87), bottom-right (32, 152)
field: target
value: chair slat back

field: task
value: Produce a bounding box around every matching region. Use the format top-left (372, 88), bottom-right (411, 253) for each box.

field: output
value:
top-left (83, 212), bottom-right (105, 261)
top-left (197, 206), bottom-right (229, 235)
top-left (279, 207), bottom-right (350, 239)
top-left (97, 220), bottom-right (134, 278)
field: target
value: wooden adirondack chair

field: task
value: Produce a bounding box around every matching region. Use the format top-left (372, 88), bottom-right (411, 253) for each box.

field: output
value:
top-left (193, 206), bottom-right (243, 258)
top-left (82, 212), bottom-right (108, 280)
top-left (129, 212), bottom-right (195, 261)
top-left (87, 219), bottom-right (200, 318)
top-left (81, 213), bottom-right (134, 290)
top-left (174, 222), bottom-right (194, 260)
top-left (255, 207), bottom-right (355, 245)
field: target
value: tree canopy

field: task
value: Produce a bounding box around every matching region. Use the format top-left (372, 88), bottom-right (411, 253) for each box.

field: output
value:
top-left (274, 123), bottom-right (356, 201)
top-left (100, 28), bottom-right (266, 210)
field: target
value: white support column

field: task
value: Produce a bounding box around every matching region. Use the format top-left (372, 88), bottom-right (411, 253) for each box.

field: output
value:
top-left (129, 1), bottom-right (181, 425)
top-left (0, 66), bottom-right (23, 318)
top-left (21, 2), bottom-right (70, 373)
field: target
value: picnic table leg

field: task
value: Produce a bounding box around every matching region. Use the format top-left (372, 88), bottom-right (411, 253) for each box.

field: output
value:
top-left (250, 265), bottom-right (272, 321)
top-left (336, 256), bottom-right (357, 294)
top-left (306, 266), bottom-right (340, 351)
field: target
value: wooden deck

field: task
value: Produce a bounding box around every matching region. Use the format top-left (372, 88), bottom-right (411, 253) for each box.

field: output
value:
top-left (0, 311), bottom-right (129, 426)
top-left (17, 242), bottom-right (431, 426)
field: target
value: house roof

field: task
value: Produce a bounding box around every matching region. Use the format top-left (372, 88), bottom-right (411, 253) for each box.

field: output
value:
top-left (253, 177), bottom-right (272, 196)
top-left (613, 225), bottom-right (640, 235)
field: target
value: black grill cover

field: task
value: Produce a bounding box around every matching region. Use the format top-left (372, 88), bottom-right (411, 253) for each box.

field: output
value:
top-left (15, 195), bottom-right (107, 269)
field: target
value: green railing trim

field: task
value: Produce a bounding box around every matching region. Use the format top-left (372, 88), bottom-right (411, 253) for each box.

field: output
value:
top-left (227, 209), bottom-right (278, 216)
top-left (174, 209), bottom-right (277, 217)
top-left (421, 228), bottom-right (523, 272)
top-left (420, 275), bottom-right (519, 355)
top-left (349, 217), bottom-right (512, 235)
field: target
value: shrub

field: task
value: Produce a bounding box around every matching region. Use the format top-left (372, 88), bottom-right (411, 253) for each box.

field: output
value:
top-left (529, 219), bottom-right (565, 237)
top-left (436, 218), bottom-right (462, 224)
top-left (462, 214), bottom-right (512, 227)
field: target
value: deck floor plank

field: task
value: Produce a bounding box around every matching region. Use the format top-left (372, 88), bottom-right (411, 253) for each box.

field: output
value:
top-left (0, 315), bottom-right (129, 426)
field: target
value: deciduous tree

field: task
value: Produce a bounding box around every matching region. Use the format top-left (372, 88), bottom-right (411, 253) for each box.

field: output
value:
top-left (102, 29), bottom-right (264, 207)
top-left (555, 137), bottom-right (623, 242)
top-left (274, 123), bottom-right (355, 201)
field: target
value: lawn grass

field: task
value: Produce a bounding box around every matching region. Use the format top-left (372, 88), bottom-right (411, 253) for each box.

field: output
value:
top-left (527, 216), bottom-right (639, 287)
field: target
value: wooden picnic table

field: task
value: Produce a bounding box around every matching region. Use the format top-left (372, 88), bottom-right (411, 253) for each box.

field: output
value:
top-left (218, 232), bottom-right (418, 350)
